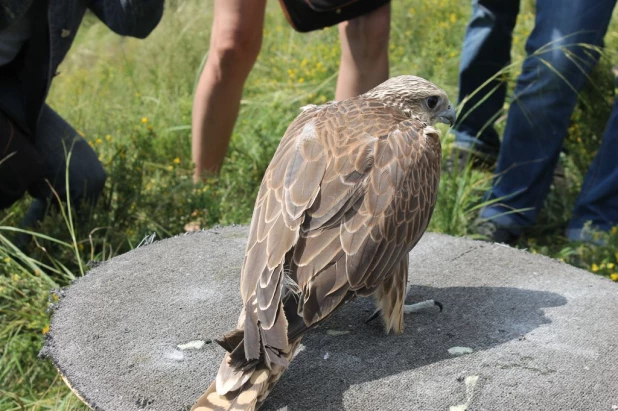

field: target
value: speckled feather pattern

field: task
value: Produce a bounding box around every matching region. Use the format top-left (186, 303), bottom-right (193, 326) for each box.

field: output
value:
top-left (192, 76), bottom-right (448, 411)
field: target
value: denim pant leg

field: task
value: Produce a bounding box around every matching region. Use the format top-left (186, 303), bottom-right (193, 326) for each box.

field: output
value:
top-left (567, 98), bottom-right (618, 238)
top-left (453, 0), bottom-right (520, 161)
top-left (480, 0), bottom-right (617, 234)
top-left (22, 104), bottom-right (106, 228)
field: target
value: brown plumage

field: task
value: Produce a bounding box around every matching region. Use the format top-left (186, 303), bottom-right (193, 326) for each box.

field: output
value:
top-left (192, 75), bottom-right (456, 411)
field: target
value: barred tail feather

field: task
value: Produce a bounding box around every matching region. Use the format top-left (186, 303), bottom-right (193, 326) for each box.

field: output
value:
top-left (192, 365), bottom-right (271, 411)
top-left (192, 340), bottom-right (302, 411)
top-left (375, 258), bottom-right (408, 334)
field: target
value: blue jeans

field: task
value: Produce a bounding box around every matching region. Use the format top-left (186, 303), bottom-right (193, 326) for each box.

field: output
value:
top-left (478, 0), bottom-right (618, 239)
top-left (21, 105), bottom-right (106, 228)
top-left (453, 0), bottom-right (520, 161)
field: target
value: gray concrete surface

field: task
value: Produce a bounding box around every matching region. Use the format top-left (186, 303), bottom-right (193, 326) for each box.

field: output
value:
top-left (41, 225), bottom-right (618, 411)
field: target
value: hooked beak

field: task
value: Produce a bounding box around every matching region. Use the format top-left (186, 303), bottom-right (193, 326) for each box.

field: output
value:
top-left (437, 103), bottom-right (457, 127)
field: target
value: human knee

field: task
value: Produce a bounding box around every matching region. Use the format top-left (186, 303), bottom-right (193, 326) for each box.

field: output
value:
top-left (209, 25), bottom-right (262, 75)
top-left (522, 28), bottom-right (603, 88)
top-left (341, 5), bottom-right (390, 60)
top-left (66, 143), bottom-right (107, 205)
top-left (84, 163), bottom-right (106, 203)
top-left (518, 50), bottom-right (591, 93)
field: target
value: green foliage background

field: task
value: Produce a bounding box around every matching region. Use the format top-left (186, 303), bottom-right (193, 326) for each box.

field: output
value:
top-left (1, 0), bottom-right (618, 409)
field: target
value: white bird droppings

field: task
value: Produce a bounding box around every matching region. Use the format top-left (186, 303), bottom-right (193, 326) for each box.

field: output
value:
top-left (448, 346), bottom-right (474, 356)
top-left (165, 350), bottom-right (184, 361)
top-left (449, 375), bottom-right (480, 411)
top-left (177, 340), bottom-right (206, 350)
top-left (326, 329), bottom-right (350, 336)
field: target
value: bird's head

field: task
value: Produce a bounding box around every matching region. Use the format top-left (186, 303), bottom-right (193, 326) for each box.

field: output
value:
top-left (362, 75), bottom-right (456, 126)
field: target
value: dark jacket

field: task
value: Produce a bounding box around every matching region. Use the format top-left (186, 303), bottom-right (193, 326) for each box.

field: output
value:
top-left (0, 0), bottom-right (164, 134)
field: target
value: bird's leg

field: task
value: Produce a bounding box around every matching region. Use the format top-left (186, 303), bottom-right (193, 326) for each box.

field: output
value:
top-left (365, 284), bottom-right (442, 324)
top-left (404, 299), bottom-right (443, 313)
top-left (365, 308), bottom-right (382, 323)
top-left (403, 283), bottom-right (443, 314)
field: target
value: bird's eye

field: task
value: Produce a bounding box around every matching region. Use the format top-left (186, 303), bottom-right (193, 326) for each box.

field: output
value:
top-left (426, 96), bottom-right (440, 109)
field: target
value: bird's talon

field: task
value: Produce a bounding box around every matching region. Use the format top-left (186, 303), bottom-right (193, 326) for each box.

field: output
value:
top-left (403, 299), bottom-right (443, 314)
top-left (365, 308), bottom-right (381, 324)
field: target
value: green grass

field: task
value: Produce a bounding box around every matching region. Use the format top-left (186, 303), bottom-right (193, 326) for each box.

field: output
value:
top-left (2, 0), bottom-right (618, 409)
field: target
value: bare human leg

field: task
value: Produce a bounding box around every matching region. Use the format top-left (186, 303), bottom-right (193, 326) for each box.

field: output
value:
top-left (191, 0), bottom-right (267, 180)
top-left (335, 2), bottom-right (391, 100)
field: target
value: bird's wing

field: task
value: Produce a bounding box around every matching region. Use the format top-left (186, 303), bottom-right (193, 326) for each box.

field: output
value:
top-left (238, 105), bottom-right (329, 362)
top-left (293, 101), bottom-right (441, 327)
top-left (239, 98), bottom-right (441, 361)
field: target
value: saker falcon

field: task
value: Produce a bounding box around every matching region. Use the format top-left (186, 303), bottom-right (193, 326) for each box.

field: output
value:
top-left (192, 75), bottom-right (456, 411)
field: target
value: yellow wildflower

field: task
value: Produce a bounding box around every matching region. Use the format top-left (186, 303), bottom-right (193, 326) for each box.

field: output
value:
top-left (77, 129), bottom-right (85, 137)
top-left (449, 13), bottom-right (457, 23)
top-left (105, 134), bottom-right (112, 142)
top-left (173, 157), bottom-right (181, 164)
top-left (591, 263), bottom-right (599, 272)
top-left (42, 325), bottom-right (50, 335)
top-left (612, 226), bottom-right (617, 235)
top-left (608, 263), bottom-right (615, 270)
top-left (3, 257), bottom-right (9, 263)
top-left (167, 165), bottom-right (174, 171)
top-left (611, 273), bottom-right (618, 281)
top-left (141, 117), bottom-right (148, 124)
top-left (95, 138), bottom-right (102, 145)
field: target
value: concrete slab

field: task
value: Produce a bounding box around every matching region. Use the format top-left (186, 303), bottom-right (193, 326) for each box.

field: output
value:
top-left (41, 226), bottom-right (618, 411)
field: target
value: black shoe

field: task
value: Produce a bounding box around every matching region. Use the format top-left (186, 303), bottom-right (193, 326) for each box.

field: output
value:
top-left (474, 218), bottom-right (520, 245)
